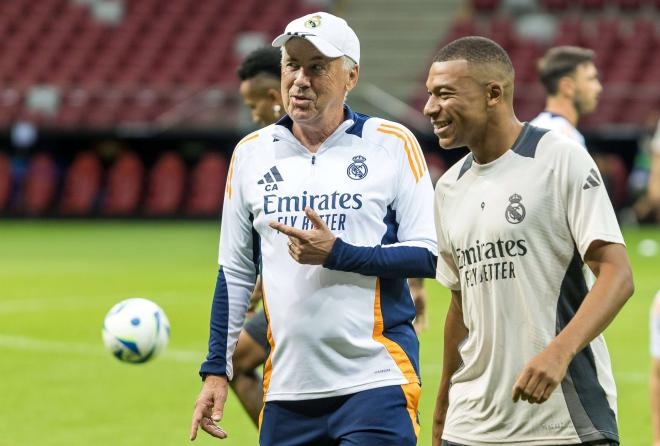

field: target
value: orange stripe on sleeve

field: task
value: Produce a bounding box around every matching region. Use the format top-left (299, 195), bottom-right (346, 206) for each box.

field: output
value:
top-left (409, 134), bottom-right (427, 177)
top-left (258, 283), bottom-right (275, 431)
top-left (225, 132), bottom-right (259, 200)
top-left (379, 123), bottom-right (426, 178)
top-left (376, 127), bottom-right (420, 182)
top-left (372, 278), bottom-right (419, 383)
top-left (225, 152), bottom-right (236, 199)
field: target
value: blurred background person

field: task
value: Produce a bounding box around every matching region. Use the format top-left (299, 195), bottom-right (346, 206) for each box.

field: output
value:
top-left (530, 46), bottom-right (601, 147)
top-left (237, 47), bottom-right (284, 128)
top-left (530, 45), bottom-right (627, 210)
top-left (633, 116), bottom-right (660, 223)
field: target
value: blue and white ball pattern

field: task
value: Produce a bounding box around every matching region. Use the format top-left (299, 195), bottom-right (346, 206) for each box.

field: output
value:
top-left (102, 298), bottom-right (170, 363)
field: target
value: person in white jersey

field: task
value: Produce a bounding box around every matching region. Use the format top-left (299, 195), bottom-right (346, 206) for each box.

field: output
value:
top-left (651, 291), bottom-right (660, 446)
top-left (530, 46), bottom-right (602, 148)
top-left (423, 36), bottom-right (634, 446)
top-left (189, 12), bottom-right (438, 445)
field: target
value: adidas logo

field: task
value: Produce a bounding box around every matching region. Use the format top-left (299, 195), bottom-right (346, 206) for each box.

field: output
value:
top-left (258, 166), bottom-right (284, 191)
top-left (583, 168), bottom-right (602, 190)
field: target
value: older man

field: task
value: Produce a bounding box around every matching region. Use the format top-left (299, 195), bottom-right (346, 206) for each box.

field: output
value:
top-left (190, 12), bottom-right (437, 446)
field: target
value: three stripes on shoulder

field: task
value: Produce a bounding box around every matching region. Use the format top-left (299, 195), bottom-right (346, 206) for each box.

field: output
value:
top-left (376, 123), bottom-right (427, 183)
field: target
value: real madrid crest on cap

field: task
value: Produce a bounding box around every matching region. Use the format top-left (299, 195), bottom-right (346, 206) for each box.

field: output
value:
top-left (505, 193), bottom-right (525, 224)
top-left (347, 155), bottom-right (368, 180)
top-left (305, 15), bottom-right (322, 28)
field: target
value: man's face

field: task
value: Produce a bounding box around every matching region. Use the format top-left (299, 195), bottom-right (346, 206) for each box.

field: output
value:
top-left (572, 62), bottom-right (602, 116)
top-left (281, 38), bottom-right (354, 125)
top-left (423, 60), bottom-right (489, 150)
top-left (239, 78), bottom-right (279, 127)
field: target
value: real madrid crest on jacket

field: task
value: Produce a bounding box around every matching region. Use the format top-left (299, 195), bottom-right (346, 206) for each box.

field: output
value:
top-left (505, 193), bottom-right (525, 224)
top-left (201, 106), bottom-right (437, 402)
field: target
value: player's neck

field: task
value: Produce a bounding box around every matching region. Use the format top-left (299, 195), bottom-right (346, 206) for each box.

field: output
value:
top-left (292, 108), bottom-right (345, 153)
top-left (470, 117), bottom-right (523, 165)
top-left (544, 97), bottom-right (578, 127)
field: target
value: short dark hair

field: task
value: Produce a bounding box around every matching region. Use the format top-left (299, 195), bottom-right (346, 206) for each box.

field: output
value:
top-left (537, 46), bottom-right (595, 95)
top-left (433, 36), bottom-right (514, 77)
top-left (237, 47), bottom-right (281, 81)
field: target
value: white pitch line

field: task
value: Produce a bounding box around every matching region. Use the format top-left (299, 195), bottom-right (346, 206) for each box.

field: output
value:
top-left (0, 334), bottom-right (205, 364)
top-left (0, 297), bottom-right (101, 315)
top-left (1, 334), bottom-right (648, 383)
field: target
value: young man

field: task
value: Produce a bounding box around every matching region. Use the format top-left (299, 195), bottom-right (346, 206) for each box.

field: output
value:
top-left (424, 36), bottom-right (634, 446)
top-left (530, 46), bottom-right (602, 147)
top-left (238, 47), bottom-right (284, 128)
top-left (230, 46), bottom-right (284, 427)
top-left (190, 12), bottom-right (437, 445)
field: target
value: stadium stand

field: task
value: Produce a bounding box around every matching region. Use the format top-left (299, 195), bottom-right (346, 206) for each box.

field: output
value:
top-left (0, 0), bottom-right (315, 128)
top-left (413, 1), bottom-right (660, 128)
top-left (101, 151), bottom-right (144, 216)
top-left (22, 153), bottom-right (57, 216)
top-left (0, 0), bottom-right (656, 218)
top-left (59, 151), bottom-right (103, 216)
top-left (0, 152), bottom-right (12, 212)
top-left (185, 152), bottom-right (228, 218)
top-left (144, 152), bottom-right (187, 216)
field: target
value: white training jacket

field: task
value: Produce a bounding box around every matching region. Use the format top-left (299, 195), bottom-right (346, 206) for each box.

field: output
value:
top-left (200, 106), bottom-right (437, 402)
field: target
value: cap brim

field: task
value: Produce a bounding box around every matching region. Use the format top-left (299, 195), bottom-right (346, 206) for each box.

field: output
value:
top-left (272, 34), bottom-right (344, 59)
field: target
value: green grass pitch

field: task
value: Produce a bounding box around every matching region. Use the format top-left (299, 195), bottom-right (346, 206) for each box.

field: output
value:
top-left (0, 221), bottom-right (657, 445)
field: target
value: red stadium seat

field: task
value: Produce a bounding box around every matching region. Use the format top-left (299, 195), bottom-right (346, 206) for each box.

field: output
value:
top-left (0, 0), bottom-right (314, 126)
top-left (579, 0), bottom-right (606, 9)
top-left (144, 152), bottom-right (187, 216)
top-left (472, 0), bottom-right (500, 12)
top-left (22, 153), bottom-right (57, 216)
top-left (540, 0), bottom-right (570, 11)
top-left (185, 152), bottom-right (228, 217)
top-left (616, 0), bottom-right (642, 9)
top-left (59, 151), bottom-right (102, 215)
top-left (0, 152), bottom-right (12, 212)
top-left (102, 151), bottom-right (144, 216)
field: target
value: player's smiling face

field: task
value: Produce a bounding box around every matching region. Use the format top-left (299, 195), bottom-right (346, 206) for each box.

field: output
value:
top-left (424, 60), bottom-right (489, 150)
top-left (281, 38), bottom-right (356, 125)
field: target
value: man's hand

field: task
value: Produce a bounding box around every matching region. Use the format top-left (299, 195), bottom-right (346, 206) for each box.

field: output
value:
top-left (190, 375), bottom-right (229, 441)
top-left (512, 342), bottom-right (572, 404)
top-left (269, 206), bottom-right (336, 265)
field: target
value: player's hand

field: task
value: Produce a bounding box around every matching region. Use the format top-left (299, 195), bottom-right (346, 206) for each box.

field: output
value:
top-left (431, 389), bottom-right (449, 446)
top-left (512, 342), bottom-right (571, 404)
top-left (269, 206), bottom-right (336, 265)
top-left (190, 374), bottom-right (229, 441)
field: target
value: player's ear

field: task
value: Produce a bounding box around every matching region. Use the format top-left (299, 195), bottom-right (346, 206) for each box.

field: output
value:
top-left (486, 81), bottom-right (503, 106)
top-left (346, 64), bottom-right (359, 93)
top-left (267, 88), bottom-right (282, 104)
top-left (558, 76), bottom-right (575, 98)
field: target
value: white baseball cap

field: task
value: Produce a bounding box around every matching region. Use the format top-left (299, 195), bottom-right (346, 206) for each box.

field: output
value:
top-left (272, 12), bottom-right (360, 64)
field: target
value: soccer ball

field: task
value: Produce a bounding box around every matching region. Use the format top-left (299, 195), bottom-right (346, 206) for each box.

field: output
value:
top-left (102, 298), bottom-right (170, 364)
